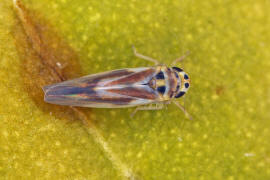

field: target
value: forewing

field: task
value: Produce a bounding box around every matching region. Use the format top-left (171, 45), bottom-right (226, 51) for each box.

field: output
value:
top-left (43, 67), bottom-right (159, 108)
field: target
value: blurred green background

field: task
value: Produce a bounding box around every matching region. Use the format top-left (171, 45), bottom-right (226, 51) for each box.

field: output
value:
top-left (0, 0), bottom-right (270, 179)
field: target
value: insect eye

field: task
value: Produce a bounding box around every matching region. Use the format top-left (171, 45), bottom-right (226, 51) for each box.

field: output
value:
top-left (172, 67), bottom-right (183, 72)
top-left (184, 74), bottom-right (189, 80)
top-left (156, 71), bottom-right (165, 79)
top-left (176, 85), bottom-right (180, 92)
top-left (185, 83), bottom-right (189, 88)
top-left (175, 91), bottom-right (185, 98)
top-left (174, 72), bottom-right (179, 79)
top-left (157, 86), bottom-right (166, 95)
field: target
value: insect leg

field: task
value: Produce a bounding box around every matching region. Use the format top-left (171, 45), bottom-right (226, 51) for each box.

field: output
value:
top-left (132, 46), bottom-right (160, 65)
top-left (130, 103), bottom-right (164, 117)
top-left (173, 101), bottom-right (193, 120)
top-left (171, 51), bottom-right (190, 66)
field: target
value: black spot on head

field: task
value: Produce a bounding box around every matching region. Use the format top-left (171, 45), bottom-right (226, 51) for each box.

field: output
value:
top-left (172, 67), bottom-right (183, 72)
top-left (175, 91), bottom-right (185, 98)
top-left (157, 86), bottom-right (166, 95)
top-left (156, 71), bottom-right (165, 79)
top-left (184, 74), bottom-right (189, 80)
top-left (185, 83), bottom-right (189, 88)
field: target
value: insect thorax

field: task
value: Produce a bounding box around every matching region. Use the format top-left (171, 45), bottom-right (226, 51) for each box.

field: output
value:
top-left (148, 66), bottom-right (179, 101)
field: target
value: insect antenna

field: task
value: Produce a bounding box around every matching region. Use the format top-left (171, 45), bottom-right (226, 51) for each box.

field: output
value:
top-left (171, 51), bottom-right (190, 66)
top-left (132, 46), bottom-right (161, 65)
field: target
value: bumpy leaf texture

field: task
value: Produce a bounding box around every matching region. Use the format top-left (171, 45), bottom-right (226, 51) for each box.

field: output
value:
top-left (0, 0), bottom-right (270, 179)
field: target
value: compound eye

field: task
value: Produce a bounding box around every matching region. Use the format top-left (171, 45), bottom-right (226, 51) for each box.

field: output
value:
top-left (175, 91), bottom-right (185, 98)
top-left (172, 67), bottom-right (183, 72)
top-left (174, 72), bottom-right (179, 79)
top-left (175, 85), bottom-right (180, 92)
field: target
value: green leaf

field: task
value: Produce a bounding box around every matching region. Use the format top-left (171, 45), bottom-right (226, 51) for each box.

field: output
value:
top-left (0, 0), bottom-right (270, 179)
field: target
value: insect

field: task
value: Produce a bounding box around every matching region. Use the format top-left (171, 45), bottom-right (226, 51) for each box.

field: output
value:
top-left (43, 47), bottom-right (191, 118)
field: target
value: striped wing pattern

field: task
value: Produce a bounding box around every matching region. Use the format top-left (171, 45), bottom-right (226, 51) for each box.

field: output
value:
top-left (43, 67), bottom-right (160, 108)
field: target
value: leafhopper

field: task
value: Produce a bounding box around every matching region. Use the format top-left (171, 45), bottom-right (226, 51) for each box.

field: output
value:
top-left (44, 47), bottom-right (191, 118)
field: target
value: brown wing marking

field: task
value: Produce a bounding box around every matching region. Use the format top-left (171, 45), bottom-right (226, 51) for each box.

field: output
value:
top-left (107, 87), bottom-right (158, 100)
top-left (44, 85), bottom-right (135, 106)
top-left (105, 68), bottom-right (156, 86)
top-left (85, 69), bottom-right (134, 85)
top-left (50, 69), bottom-right (134, 88)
